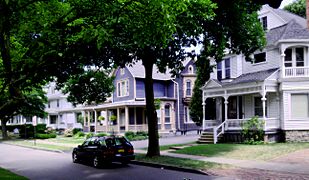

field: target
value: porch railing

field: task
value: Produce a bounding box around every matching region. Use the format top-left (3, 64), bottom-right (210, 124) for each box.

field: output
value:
top-left (213, 121), bottom-right (225, 144)
top-left (284, 66), bottom-right (309, 77)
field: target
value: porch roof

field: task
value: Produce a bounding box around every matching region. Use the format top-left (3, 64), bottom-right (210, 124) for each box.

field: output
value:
top-left (202, 69), bottom-right (279, 98)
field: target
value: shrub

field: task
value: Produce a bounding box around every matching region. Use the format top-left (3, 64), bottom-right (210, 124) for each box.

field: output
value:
top-left (36, 133), bottom-right (57, 139)
top-left (64, 128), bottom-right (73, 137)
top-left (241, 116), bottom-right (265, 144)
top-left (74, 131), bottom-right (85, 138)
top-left (86, 132), bottom-right (94, 139)
top-left (125, 131), bottom-right (148, 141)
top-left (136, 131), bottom-right (148, 136)
top-left (96, 133), bottom-right (108, 137)
top-left (36, 124), bottom-right (47, 133)
top-left (72, 128), bottom-right (82, 135)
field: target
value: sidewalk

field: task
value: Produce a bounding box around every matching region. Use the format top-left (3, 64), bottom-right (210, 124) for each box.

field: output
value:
top-left (135, 149), bottom-right (309, 175)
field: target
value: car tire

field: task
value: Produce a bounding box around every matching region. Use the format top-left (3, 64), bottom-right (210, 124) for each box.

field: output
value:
top-left (93, 156), bottom-right (101, 168)
top-left (72, 153), bottom-right (79, 163)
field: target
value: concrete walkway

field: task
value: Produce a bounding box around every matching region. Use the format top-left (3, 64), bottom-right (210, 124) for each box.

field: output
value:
top-left (135, 149), bottom-right (309, 175)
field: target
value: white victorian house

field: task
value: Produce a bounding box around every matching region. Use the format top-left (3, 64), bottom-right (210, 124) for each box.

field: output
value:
top-left (201, 5), bottom-right (309, 143)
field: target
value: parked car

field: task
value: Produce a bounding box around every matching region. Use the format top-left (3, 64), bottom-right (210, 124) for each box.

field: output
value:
top-left (72, 135), bottom-right (135, 167)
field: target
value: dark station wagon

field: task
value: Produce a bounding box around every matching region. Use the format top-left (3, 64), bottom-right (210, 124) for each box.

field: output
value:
top-left (72, 136), bottom-right (135, 168)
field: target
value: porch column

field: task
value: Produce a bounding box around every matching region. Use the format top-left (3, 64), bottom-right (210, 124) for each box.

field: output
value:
top-left (224, 97), bottom-right (229, 122)
top-left (117, 108), bottom-right (120, 132)
top-left (262, 97), bottom-right (267, 119)
top-left (134, 107), bottom-right (137, 131)
top-left (161, 105), bottom-right (165, 130)
top-left (202, 102), bottom-right (206, 130)
top-left (125, 106), bottom-right (129, 131)
top-left (87, 111), bottom-right (90, 132)
top-left (281, 51), bottom-right (286, 77)
top-left (94, 110), bottom-right (97, 133)
top-left (105, 109), bottom-right (109, 133)
top-left (83, 111), bottom-right (86, 127)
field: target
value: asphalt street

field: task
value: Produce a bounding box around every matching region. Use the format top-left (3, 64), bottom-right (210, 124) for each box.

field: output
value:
top-left (0, 143), bottom-right (219, 180)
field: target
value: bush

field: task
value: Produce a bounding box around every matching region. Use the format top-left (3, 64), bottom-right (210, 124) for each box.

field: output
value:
top-left (36, 133), bottom-right (57, 139)
top-left (64, 128), bottom-right (73, 137)
top-left (96, 133), bottom-right (108, 137)
top-left (74, 131), bottom-right (85, 138)
top-left (125, 131), bottom-right (148, 141)
top-left (241, 116), bottom-right (265, 144)
top-left (86, 132), bottom-right (94, 139)
top-left (72, 128), bottom-right (82, 135)
top-left (136, 131), bottom-right (148, 136)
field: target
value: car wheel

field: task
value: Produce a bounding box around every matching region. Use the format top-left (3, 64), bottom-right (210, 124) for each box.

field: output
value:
top-left (72, 153), bottom-right (79, 163)
top-left (93, 156), bottom-right (101, 168)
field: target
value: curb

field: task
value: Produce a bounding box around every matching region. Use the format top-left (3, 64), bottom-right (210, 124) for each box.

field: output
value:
top-left (1, 142), bottom-right (65, 154)
top-left (130, 160), bottom-right (208, 176)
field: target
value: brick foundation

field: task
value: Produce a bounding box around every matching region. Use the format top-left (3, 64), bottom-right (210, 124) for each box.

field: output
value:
top-left (285, 130), bottom-right (309, 142)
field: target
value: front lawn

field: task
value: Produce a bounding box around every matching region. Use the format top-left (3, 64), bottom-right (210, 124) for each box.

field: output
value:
top-left (44, 135), bottom-right (85, 145)
top-left (0, 167), bottom-right (28, 180)
top-left (5, 140), bottom-right (73, 151)
top-left (173, 143), bottom-right (309, 161)
top-left (135, 154), bottom-right (230, 170)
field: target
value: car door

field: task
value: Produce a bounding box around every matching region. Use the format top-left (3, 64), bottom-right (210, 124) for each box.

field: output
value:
top-left (78, 139), bottom-right (90, 159)
top-left (85, 138), bottom-right (98, 160)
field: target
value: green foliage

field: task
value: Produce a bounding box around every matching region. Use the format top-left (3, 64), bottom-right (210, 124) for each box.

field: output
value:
top-left (125, 131), bottom-right (148, 141)
top-left (98, 116), bottom-right (105, 121)
top-left (284, 0), bottom-right (305, 18)
top-left (189, 58), bottom-right (211, 125)
top-left (241, 116), bottom-right (265, 144)
top-left (19, 124), bottom-right (48, 138)
top-left (77, 115), bottom-right (84, 125)
top-left (74, 131), bottom-right (85, 138)
top-left (72, 128), bottom-right (82, 135)
top-left (110, 115), bottom-right (117, 121)
top-left (35, 133), bottom-right (57, 139)
top-left (64, 128), bottom-right (73, 137)
top-left (154, 99), bottom-right (161, 110)
top-left (86, 132), bottom-right (94, 139)
top-left (96, 133), bottom-right (108, 137)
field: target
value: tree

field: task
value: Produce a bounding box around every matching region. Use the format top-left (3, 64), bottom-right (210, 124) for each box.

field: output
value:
top-left (284, 0), bottom-right (305, 18)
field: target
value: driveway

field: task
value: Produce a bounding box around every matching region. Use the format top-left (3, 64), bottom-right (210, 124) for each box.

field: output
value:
top-left (0, 143), bottom-right (218, 180)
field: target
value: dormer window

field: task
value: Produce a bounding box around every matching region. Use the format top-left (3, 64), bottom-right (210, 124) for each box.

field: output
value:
top-left (188, 65), bottom-right (194, 74)
top-left (217, 58), bottom-right (231, 81)
top-left (253, 52), bottom-right (266, 64)
top-left (120, 68), bottom-right (125, 75)
top-left (260, 16), bottom-right (267, 30)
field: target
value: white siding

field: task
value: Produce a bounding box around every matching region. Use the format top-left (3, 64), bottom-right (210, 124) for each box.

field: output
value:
top-left (243, 49), bottom-right (280, 74)
top-left (244, 95), bottom-right (253, 118)
top-left (231, 56), bottom-right (238, 78)
top-left (267, 92), bottom-right (279, 118)
top-left (258, 5), bottom-right (286, 30)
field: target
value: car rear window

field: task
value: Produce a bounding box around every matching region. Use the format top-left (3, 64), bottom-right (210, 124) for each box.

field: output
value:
top-left (115, 137), bottom-right (128, 145)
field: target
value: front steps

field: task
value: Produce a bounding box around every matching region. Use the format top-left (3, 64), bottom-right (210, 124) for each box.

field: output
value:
top-left (197, 131), bottom-right (223, 144)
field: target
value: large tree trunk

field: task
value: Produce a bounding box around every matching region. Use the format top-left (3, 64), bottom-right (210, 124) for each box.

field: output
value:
top-left (1, 119), bottom-right (8, 140)
top-left (142, 58), bottom-right (160, 157)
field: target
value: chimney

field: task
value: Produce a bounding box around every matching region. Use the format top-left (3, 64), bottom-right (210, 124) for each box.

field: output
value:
top-left (307, 0), bottom-right (309, 29)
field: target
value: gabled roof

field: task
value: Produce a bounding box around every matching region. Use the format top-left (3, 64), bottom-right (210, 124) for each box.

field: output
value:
top-left (266, 7), bottom-right (309, 46)
top-left (126, 61), bottom-right (172, 80)
top-left (201, 79), bottom-right (222, 89)
top-left (221, 68), bottom-right (278, 87)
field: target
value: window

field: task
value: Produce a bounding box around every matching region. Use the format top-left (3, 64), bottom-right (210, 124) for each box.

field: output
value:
top-left (120, 68), bottom-right (125, 75)
top-left (57, 99), bottom-right (59, 108)
top-left (165, 105), bottom-right (171, 123)
top-left (261, 16), bottom-right (267, 30)
top-left (225, 58), bottom-right (230, 79)
top-left (296, 48), bottom-right (304, 67)
top-left (254, 52), bottom-right (266, 64)
top-left (48, 101), bottom-right (50, 108)
top-left (291, 94), bottom-right (309, 118)
top-left (184, 106), bottom-right (193, 123)
top-left (186, 80), bottom-right (192, 96)
top-left (217, 58), bottom-right (230, 81)
top-left (284, 48), bottom-right (305, 67)
top-left (217, 61), bottom-right (222, 81)
top-left (254, 97), bottom-right (267, 117)
top-left (285, 49), bottom-right (292, 67)
top-left (50, 115), bottom-right (57, 124)
top-left (117, 79), bottom-right (129, 97)
top-left (188, 65), bottom-right (194, 74)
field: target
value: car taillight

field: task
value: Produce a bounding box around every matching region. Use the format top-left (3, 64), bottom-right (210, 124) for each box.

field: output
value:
top-left (128, 148), bottom-right (134, 153)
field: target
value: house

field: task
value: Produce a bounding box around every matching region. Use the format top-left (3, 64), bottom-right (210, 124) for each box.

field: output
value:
top-left (78, 59), bottom-right (198, 134)
top-left (201, 5), bottom-right (309, 143)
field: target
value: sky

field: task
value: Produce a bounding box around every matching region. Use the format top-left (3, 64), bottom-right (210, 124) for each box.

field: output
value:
top-left (280, 0), bottom-right (296, 8)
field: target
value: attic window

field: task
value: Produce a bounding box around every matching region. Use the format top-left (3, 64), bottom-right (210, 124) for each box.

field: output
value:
top-left (254, 52), bottom-right (266, 64)
top-left (188, 65), bottom-right (194, 74)
top-left (261, 16), bottom-right (267, 30)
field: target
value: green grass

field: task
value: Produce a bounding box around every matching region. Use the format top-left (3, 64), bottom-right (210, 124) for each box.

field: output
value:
top-left (159, 142), bottom-right (197, 151)
top-left (173, 143), bottom-right (309, 161)
top-left (135, 154), bottom-right (230, 170)
top-left (6, 140), bottom-right (73, 151)
top-left (44, 136), bottom-right (85, 145)
top-left (0, 167), bottom-right (28, 180)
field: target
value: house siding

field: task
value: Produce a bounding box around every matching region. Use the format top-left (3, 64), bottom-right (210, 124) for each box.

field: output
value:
top-left (113, 67), bottom-right (135, 102)
top-left (243, 48), bottom-right (280, 74)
